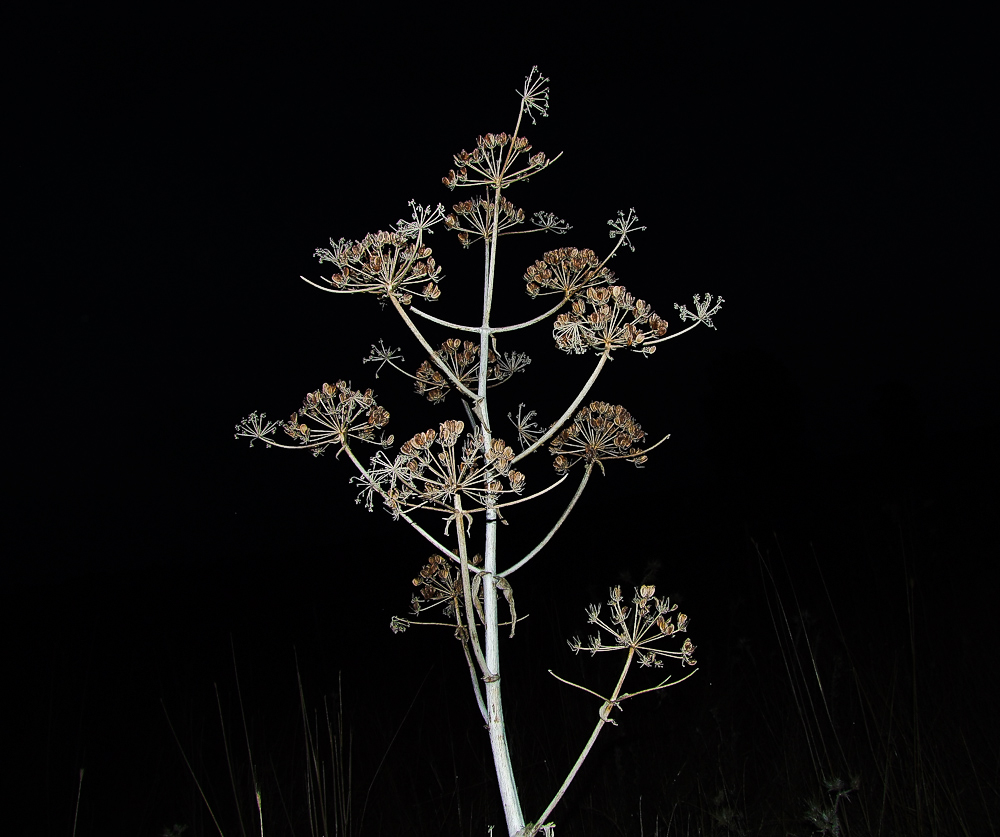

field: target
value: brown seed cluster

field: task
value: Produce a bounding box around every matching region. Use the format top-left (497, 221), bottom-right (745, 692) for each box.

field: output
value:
top-left (406, 552), bottom-right (487, 635)
top-left (283, 380), bottom-right (392, 454)
top-left (317, 230), bottom-right (441, 305)
top-left (445, 196), bottom-right (525, 248)
top-left (415, 339), bottom-right (530, 404)
top-left (410, 553), bottom-right (462, 616)
top-left (442, 132), bottom-right (550, 191)
top-left (568, 585), bottom-right (697, 668)
top-left (524, 247), bottom-right (616, 299)
top-left (357, 420), bottom-right (527, 521)
top-left (553, 285), bottom-right (669, 355)
top-left (549, 402), bottom-right (647, 473)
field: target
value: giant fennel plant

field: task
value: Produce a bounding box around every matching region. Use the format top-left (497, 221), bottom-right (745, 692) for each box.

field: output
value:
top-left (236, 67), bottom-right (722, 837)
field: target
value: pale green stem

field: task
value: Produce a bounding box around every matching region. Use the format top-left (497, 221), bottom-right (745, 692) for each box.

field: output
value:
top-left (481, 189), bottom-right (526, 835)
top-left (463, 126), bottom-right (531, 834)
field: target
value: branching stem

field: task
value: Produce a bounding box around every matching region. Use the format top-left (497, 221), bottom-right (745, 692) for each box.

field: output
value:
top-left (340, 444), bottom-right (477, 572)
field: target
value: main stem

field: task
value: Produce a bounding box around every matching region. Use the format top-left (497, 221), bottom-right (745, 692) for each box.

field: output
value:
top-left (477, 174), bottom-right (524, 834)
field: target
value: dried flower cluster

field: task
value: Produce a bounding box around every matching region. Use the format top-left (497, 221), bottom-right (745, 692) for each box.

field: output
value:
top-left (445, 196), bottom-right (525, 248)
top-left (569, 585), bottom-right (697, 668)
top-left (524, 247), bottom-right (616, 299)
top-left (233, 411), bottom-right (282, 448)
top-left (674, 292), bottom-right (725, 330)
top-left (508, 403), bottom-right (544, 450)
top-left (553, 285), bottom-right (669, 355)
top-left (606, 207), bottom-right (648, 254)
top-left (284, 380), bottom-right (393, 456)
top-left (549, 401), bottom-right (647, 473)
top-left (415, 339), bottom-right (531, 403)
top-left (313, 202), bottom-right (446, 305)
top-left (410, 553), bottom-right (464, 617)
top-left (353, 420), bottom-right (526, 525)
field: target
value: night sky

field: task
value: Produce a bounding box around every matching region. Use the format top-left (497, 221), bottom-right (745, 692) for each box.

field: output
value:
top-left (11, 9), bottom-right (996, 835)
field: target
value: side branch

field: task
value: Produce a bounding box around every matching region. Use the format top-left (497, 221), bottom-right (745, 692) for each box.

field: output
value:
top-left (511, 349), bottom-right (610, 465)
top-left (408, 306), bottom-right (482, 333)
top-left (453, 495), bottom-right (490, 677)
top-left (597, 432), bottom-right (671, 463)
top-left (409, 298), bottom-right (565, 336)
top-left (491, 299), bottom-right (567, 334)
top-left (390, 295), bottom-right (481, 402)
top-left (461, 473), bottom-right (569, 516)
top-left (299, 275), bottom-right (360, 294)
top-left (499, 465), bottom-right (591, 578)
top-left (646, 320), bottom-right (701, 344)
top-left (527, 648), bottom-right (635, 837)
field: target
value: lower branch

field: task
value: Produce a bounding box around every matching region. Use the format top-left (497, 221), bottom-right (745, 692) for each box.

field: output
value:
top-left (500, 465), bottom-right (592, 578)
top-left (526, 648), bottom-right (635, 836)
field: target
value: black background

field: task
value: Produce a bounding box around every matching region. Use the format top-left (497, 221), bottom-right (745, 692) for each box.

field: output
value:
top-left (9, 8), bottom-right (996, 835)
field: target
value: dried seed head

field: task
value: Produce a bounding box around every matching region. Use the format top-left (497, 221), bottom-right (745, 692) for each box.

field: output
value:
top-left (549, 402), bottom-right (648, 471)
top-left (523, 247), bottom-right (614, 300)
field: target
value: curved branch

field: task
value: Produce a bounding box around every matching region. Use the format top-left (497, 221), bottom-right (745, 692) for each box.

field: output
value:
top-left (407, 306), bottom-right (482, 333)
top-left (461, 473), bottom-right (569, 516)
top-left (299, 275), bottom-right (362, 294)
top-left (339, 445), bottom-right (478, 572)
top-left (592, 432), bottom-right (672, 465)
top-left (618, 668), bottom-right (699, 703)
top-left (491, 299), bottom-right (566, 333)
top-left (646, 320), bottom-right (701, 344)
top-left (499, 465), bottom-right (592, 578)
top-left (510, 349), bottom-right (610, 466)
top-left (408, 297), bottom-right (564, 336)
top-left (246, 436), bottom-right (334, 453)
top-left (547, 669), bottom-right (609, 703)
top-left (390, 295), bottom-right (480, 402)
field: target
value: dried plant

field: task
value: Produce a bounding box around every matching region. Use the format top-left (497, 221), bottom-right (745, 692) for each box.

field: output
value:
top-left (236, 67), bottom-right (723, 836)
